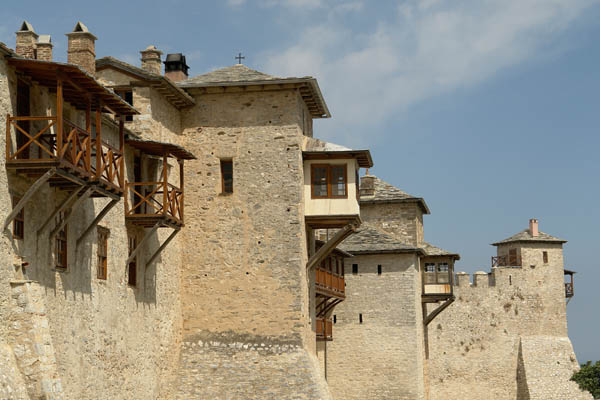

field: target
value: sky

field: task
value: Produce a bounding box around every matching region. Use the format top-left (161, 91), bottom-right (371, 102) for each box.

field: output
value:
top-left (1, 0), bottom-right (599, 362)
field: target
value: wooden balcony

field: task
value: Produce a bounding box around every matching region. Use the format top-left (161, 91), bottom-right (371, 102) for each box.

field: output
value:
top-left (6, 115), bottom-right (123, 195)
top-left (125, 181), bottom-right (183, 228)
top-left (565, 282), bottom-right (574, 298)
top-left (316, 317), bottom-right (333, 341)
top-left (316, 267), bottom-right (345, 298)
top-left (491, 255), bottom-right (521, 268)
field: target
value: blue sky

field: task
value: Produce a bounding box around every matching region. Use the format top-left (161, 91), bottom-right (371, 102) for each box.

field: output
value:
top-left (2, 0), bottom-right (599, 362)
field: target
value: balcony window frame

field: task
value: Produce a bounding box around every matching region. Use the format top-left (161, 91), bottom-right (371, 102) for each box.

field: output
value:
top-left (310, 163), bottom-right (348, 199)
top-left (424, 262), bottom-right (452, 285)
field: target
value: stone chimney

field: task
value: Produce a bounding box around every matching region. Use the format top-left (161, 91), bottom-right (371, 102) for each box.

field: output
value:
top-left (359, 174), bottom-right (375, 197)
top-left (164, 53), bottom-right (189, 82)
top-left (66, 21), bottom-right (97, 75)
top-left (15, 21), bottom-right (38, 59)
top-left (529, 218), bottom-right (539, 237)
top-left (36, 35), bottom-right (53, 61)
top-left (140, 45), bottom-right (163, 75)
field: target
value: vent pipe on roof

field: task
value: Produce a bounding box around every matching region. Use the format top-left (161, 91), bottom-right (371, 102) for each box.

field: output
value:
top-left (66, 21), bottom-right (98, 75)
top-left (140, 45), bottom-right (163, 75)
top-left (36, 35), bottom-right (53, 61)
top-left (164, 53), bottom-right (189, 82)
top-left (15, 21), bottom-right (38, 59)
top-left (529, 218), bottom-right (539, 237)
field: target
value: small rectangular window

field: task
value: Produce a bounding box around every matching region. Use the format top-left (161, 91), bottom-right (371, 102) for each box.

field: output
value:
top-left (12, 196), bottom-right (24, 239)
top-left (333, 315), bottom-right (337, 324)
top-left (437, 263), bottom-right (450, 284)
top-left (117, 89), bottom-right (133, 122)
top-left (310, 164), bottom-right (348, 199)
top-left (97, 227), bottom-right (109, 280)
top-left (128, 234), bottom-right (137, 286)
top-left (377, 265), bottom-right (382, 275)
top-left (55, 214), bottom-right (68, 270)
top-left (330, 166), bottom-right (346, 197)
top-left (543, 251), bottom-right (548, 264)
top-left (352, 264), bottom-right (358, 275)
top-left (359, 313), bottom-right (363, 324)
top-left (221, 159), bottom-right (233, 194)
top-left (311, 165), bottom-right (328, 197)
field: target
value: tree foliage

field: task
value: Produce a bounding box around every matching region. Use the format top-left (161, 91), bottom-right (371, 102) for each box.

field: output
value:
top-left (572, 360), bottom-right (600, 399)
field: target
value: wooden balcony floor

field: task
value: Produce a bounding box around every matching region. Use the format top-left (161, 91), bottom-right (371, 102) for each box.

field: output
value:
top-left (125, 214), bottom-right (183, 228)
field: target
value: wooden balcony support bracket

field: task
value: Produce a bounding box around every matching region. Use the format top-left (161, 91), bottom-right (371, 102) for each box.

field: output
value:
top-left (317, 298), bottom-right (343, 318)
top-left (125, 222), bottom-right (161, 267)
top-left (3, 168), bottom-right (56, 231)
top-left (37, 186), bottom-right (84, 235)
top-left (306, 223), bottom-right (358, 271)
top-left (49, 187), bottom-right (94, 240)
top-left (423, 296), bottom-right (455, 326)
top-left (76, 198), bottom-right (120, 246)
top-left (145, 226), bottom-right (181, 268)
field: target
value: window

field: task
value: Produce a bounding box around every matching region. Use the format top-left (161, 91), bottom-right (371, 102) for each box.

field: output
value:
top-left (508, 248), bottom-right (518, 265)
top-left (543, 251), bottom-right (548, 264)
top-left (128, 234), bottom-right (137, 286)
top-left (359, 313), bottom-right (363, 324)
top-left (333, 315), bottom-right (337, 324)
top-left (221, 159), bottom-right (233, 194)
top-left (116, 89), bottom-right (133, 122)
top-left (352, 264), bottom-right (358, 275)
top-left (377, 265), bottom-right (382, 275)
top-left (310, 164), bottom-right (347, 199)
top-left (55, 214), bottom-right (67, 270)
top-left (424, 262), bottom-right (451, 284)
top-left (437, 263), bottom-right (450, 284)
top-left (12, 196), bottom-right (24, 239)
top-left (97, 227), bottom-right (109, 280)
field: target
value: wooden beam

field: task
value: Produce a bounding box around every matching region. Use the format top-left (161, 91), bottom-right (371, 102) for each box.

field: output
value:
top-left (49, 187), bottom-right (94, 239)
top-left (3, 168), bottom-right (56, 231)
top-left (37, 186), bottom-right (84, 235)
top-left (76, 199), bottom-right (119, 246)
top-left (126, 222), bottom-right (160, 266)
top-left (306, 223), bottom-right (358, 271)
top-left (145, 227), bottom-right (180, 267)
top-left (423, 296), bottom-right (455, 326)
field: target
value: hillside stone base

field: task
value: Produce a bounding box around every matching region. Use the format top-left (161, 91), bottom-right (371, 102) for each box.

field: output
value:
top-left (518, 336), bottom-right (593, 400)
top-left (171, 332), bottom-right (331, 400)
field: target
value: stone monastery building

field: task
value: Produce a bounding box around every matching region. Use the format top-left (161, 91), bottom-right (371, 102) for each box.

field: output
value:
top-left (0, 21), bottom-right (592, 399)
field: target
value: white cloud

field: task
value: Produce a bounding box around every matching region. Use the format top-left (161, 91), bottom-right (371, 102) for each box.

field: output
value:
top-left (262, 0), bottom-right (598, 145)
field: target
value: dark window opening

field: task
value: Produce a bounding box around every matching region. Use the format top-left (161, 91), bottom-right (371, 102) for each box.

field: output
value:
top-left (12, 196), bottom-right (24, 239)
top-left (333, 315), bottom-right (337, 324)
top-left (128, 235), bottom-right (137, 286)
top-left (377, 265), bottom-right (382, 275)
top-left (55, 213), bottom-right (68, 270)
top-left (97, 227), bottom-right (109, 280)
top-left (352, 264), bottom-right (358, 275)
top-left (543, 251), bottom-right (548, 264)
top-left (221, 159), bottom-right (233, 194)
top-left (116, 89), bottom-right (134, 122)
top-left (359, 313), bottom-right (363, 324)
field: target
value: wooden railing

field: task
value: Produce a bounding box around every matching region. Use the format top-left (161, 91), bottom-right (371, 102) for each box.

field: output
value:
top-left (491, 255), bottom-right (522, 268)
top-left (316, 267), bottom-right (345, 296)
top-left (92, 137), bottom-right (124, 190)
top-left (125, 181), bottom-right (183, 223)
top-left (316, 317), bottom-right (333, 340)
top-left (565, 282), bottom-right (574, 298)
top-left (6, 115), bottom-right (123, 192)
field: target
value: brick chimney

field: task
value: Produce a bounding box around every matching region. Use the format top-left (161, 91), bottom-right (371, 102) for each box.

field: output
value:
top-left (15, 21), bottom-right (38, 59)
top-left (164, 53), bottom-right (189, 82)
top-left (529, 218), bottom-right (539, 237)
top-left (359, 174), bottom-right (375, 197)
top-left (140, 45), bottom-right (163, 75)
top-left (66, 21), bottom-right (97, 75)
top-left (36, 35), bottom-right (53, 61)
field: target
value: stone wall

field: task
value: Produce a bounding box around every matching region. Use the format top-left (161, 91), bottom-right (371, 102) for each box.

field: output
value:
top-left (427, 242), bottom-right (584, 400)
top-left (173, 88), bottom-right (330, 399)
top-left (326, 253), bottom-right (426, 400)
top-left (0, 57), bottom-right (183, 399)
top-left (360, 202), bottom-right (424, 246)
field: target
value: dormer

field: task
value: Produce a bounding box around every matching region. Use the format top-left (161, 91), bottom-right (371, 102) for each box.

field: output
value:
top-left (303, 138), bottom-right (373, 229)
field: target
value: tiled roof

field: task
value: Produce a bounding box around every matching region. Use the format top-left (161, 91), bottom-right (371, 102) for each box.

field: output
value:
top-left (0, 42), bottom-right (16, 56)
top-left (180, 64), bottom-right (280, 85)
top-left (360, 175), bottom-right (430, 214)
top-left (422, 242), bottom-right (460, 260)
top-left (303, 138), bottom-right (373, 168)
top-left (492, 229), bottom-right (566, 246)
top-left (95, 56), bottom-right (195, 108)
top-left (338, 227), bottom-right (424, 255)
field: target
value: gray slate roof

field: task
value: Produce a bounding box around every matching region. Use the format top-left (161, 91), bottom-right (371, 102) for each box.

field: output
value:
top-left (422, 242), bottom-right (460, 260)
top-left (338, 227), bottom-right (424, 255)
top-left (492, 229), bottom-right (566, 246)
top-left (360, 175), bottom-right (430, 214)
top-left (180, 64), bottom-right (281, 86)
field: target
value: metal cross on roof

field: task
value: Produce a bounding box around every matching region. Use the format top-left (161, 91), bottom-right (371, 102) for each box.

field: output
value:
top-left (235, 52), bottom-right (245, 64)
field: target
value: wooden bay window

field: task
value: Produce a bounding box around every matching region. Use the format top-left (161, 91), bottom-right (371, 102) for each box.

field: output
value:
top-left (311, 164), bottom-right (347, 199)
